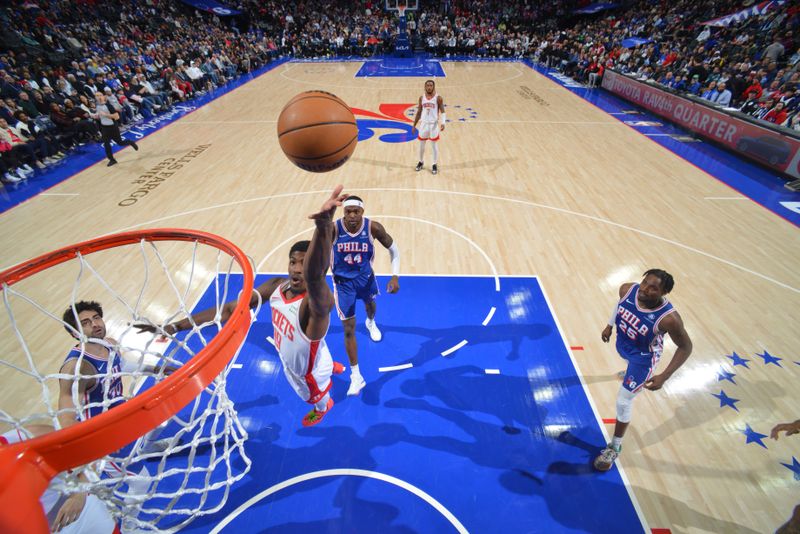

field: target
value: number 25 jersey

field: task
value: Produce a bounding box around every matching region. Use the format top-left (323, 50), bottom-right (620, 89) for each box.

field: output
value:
top-left (615, 284), bottom-right (676, 361)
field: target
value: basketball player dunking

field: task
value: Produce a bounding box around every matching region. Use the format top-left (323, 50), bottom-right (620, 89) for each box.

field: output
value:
top-left (145, 186), bottom-right (348, 427)
top-left (412, 79), bottom-right (445, 175)
top-left (594, 269), bottom-right (693, 472)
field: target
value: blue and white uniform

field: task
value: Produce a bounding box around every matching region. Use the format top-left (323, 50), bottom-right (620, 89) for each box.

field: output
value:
top-left (614, 284), bottom-right (676, 393)
top-left (331, 217), bottom-right (378, 320)
top-left (62, 339), bottom-right (124, 420)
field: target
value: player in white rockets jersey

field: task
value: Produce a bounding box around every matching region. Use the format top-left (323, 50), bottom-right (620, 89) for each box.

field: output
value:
top-left (0, 425), bottom-right (116, 533)
top-left (412, 79), bottom-right (445, 175)
top-left (154, 186), bottom-right (348, 427)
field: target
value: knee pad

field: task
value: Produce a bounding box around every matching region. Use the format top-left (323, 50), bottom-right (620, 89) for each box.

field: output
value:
top-left (616, 386), bottom-right (637, 424)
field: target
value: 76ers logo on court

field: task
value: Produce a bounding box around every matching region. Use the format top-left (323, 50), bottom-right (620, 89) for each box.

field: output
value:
top-left (352, 104), bottom-right (478, 143)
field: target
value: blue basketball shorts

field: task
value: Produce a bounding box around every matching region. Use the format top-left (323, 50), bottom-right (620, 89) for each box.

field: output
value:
top-left (333, 273), bottom-right (379, 320)
top-left (620, 352), bottom-right (659, 394)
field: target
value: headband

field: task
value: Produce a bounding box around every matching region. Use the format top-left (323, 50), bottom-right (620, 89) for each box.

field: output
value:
top-left (343, 199), bottom-right (364, 209)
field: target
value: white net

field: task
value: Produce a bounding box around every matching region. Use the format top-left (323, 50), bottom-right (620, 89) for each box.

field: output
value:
top-left (0, 234), bottom-right (258, 532)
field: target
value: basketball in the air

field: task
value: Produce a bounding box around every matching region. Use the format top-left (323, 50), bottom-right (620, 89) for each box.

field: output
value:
top-left (277, 91), bottom-right (358, 173)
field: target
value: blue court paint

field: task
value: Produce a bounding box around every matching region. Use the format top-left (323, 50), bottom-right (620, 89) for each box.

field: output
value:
top-left (0, 58), bottom-right (290, 214)
top-left (147, 274), bottom-right (643, 533)
top-left (355, 58), bottom-right (446, 78)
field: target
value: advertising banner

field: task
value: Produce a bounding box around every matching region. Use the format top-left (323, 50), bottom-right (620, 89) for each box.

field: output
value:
top-left (602, 70), bottom-right (800, 179)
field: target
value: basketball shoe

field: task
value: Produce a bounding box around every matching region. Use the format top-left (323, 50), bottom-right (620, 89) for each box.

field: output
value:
top-left (365, 317), bottom-right (382, 342)
top-left (593, 444), bottom-right (621, 471)
top-left (302, 397), bottom-right (334, 427)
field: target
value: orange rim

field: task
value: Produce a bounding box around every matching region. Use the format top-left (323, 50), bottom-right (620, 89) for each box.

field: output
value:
top-left (0, 229), bottom-right (254, 533)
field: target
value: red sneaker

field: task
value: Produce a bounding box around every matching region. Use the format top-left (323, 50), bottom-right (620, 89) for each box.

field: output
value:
top-left (302, 398), bottom-right (334, 427)
top-left (332, 361), bottom-right (345, 375)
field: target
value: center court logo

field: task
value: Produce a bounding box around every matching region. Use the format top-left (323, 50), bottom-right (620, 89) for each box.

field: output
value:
top-left (352, 103), bottom-right (478, 143)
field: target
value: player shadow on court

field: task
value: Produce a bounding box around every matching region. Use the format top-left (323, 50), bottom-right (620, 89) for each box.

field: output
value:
top-left (387, 364), bottom-right (550, 435)
top-left (502, 466), bottom-right (762, 534)
top-left (537, 431), bottom-right (763, 533)
top-left (185, 421), bottom-right (424, 533)
top-left (381, 394), bottom-right (547, 474)
top-left (347, 322), bottom-right (552, 407)
top-left (380, 368), bottom-right (651, 530)
top-left (638, 379), bottom-right (787, 449)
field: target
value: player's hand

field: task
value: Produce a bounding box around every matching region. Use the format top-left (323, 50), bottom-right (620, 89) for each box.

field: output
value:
top-left (53, 492), bottom-right (87, 532)
top-left (440, 123), bottom-right (445, 131)
top-left (309, 184), bottom-right (346, 222)
top-left (387, 275), bottom-right (399, 294)
top-left (601, 325), bottom-right (612, 343)
top-left (644, 374), bottom-right (667, 391)
top-left (133, 322), bottom-right (158, 334)
top-left (770, 420), bottom-right (800, 440)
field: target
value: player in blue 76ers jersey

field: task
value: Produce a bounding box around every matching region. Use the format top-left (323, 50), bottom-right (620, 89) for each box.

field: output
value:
top-left (593, 269), bottom-right (693, 472)
top-left (332, 195), bottom-right (400, 396)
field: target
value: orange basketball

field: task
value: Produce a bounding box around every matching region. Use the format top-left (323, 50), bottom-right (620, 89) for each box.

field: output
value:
top-left (277, 91), bottom-right (358, 173)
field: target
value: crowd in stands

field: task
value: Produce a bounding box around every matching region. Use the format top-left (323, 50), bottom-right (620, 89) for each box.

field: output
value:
top-left (535, 0), bottom-right (800, 130)
top-left (1, 0), bottom-right (799, 183)
top-left (0, 0), bottom-right (279, 184)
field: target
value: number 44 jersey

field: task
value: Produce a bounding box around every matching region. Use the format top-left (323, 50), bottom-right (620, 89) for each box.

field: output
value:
top-left (332, 217), bottom-right (375, 279)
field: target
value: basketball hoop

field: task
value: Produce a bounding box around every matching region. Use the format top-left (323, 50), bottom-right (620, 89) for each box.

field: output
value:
top-left (0, 229), bottom-right (255, 533)
top-left (397, 2), bottom-right (406, 18)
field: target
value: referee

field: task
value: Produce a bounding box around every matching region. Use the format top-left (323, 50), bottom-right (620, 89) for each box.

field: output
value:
top-left (94, 91), bottom-right (138, 167)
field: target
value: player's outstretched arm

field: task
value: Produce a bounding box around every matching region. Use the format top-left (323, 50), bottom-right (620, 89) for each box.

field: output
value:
top-left (371, 220), bottom-right (400, 293)
top-left (644, 312), bottom-right (692, 390)
top-left (304, 185), bottom-right (347, 338)
top-left (134, 278), bottom-right (285, 335)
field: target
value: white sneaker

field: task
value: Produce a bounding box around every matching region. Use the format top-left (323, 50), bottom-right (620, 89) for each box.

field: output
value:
top-left (3, 172), bottom-right (22, 183)
top-left (14, 169), bottom-right (30, 179)
top-left (22, 164), bottom-right (34, 173)
top-left (365, 317), bottom-right (382, 342)
top-left (347, 374), bottom-right (366, 396)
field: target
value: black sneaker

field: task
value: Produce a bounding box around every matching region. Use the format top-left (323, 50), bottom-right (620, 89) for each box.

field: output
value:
top-left (131, 142), bottom-right (139, 151)
top-left (107, 159), bottom-right (118, 167)
top-left (415, 161), bottom-right (423, 172)
top-left (431, 164), bottom-right (438, 175)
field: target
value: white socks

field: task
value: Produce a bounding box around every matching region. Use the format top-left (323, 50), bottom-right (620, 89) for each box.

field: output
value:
top-left (611, 436), bottom-right (623, 451)
top-left (432, 141), bottom-right (439, 164)
top-left (418, 140), bottom-right (426, 162)
top-left (351, 364), bottom-right (361, 378)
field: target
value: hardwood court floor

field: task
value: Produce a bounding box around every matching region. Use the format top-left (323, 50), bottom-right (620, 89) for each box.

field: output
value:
top-left (1, 61), bottom-right (798, 533)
